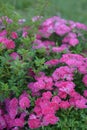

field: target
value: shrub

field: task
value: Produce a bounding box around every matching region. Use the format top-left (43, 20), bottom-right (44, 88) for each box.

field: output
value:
top-left (0, 15), bottom-right (87, 130)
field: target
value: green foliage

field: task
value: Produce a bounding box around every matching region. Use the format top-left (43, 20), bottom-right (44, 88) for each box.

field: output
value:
top-left (29, 108), bottom-right (87, 130)
top-left (1, 0), bottom-right (87, 24)
top-left (0, 3), bottom-right (21, 32)
top-left (56, 108), bottom-right (87, 130)
top-left (34, 56), bottom-right (47, 74)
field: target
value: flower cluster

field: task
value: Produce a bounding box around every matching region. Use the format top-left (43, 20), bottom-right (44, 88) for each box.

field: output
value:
top-left (0, 16), bottom-right (87, 129)
top-left (0, 92), bottom-right (30, 129)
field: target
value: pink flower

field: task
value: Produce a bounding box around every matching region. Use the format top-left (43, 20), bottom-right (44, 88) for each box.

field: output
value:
top-left (54, 23), bottom-right (70, 36)
top-left (75, 98), bottom-right (87, 109)
top-left (19, 96), bottom-right (30, 109)
top-left (76, 22), bottom-right (87, 30)
top-left (83, 90), bottom-right (87, 97)
top-left (70, 90), bottom-right (81, 99)
top-left (34, 72), bottom-right (45, 80)
top-left (59, 101), bottom-right (70, 109)
top-left (58, 91), bottom-right (67, 99)
top-left (9, 98), bottom-right (18, 119)
top-left (69, 97), bottom-right (76, 106)
top-left (62, 32), bottom-right (79, 46)
top-left (4, 39), bottom-right (15, 49)
top-left (11, 32), bottom-right (18, 39)
top-left (10, 52), bottom-right (20, 60)
top-left (28, 76), bottom-right (53, 93)
top-left (0, 116), bottom-right (7, 129)
top-left (0, 37), bottom-right (15, 49)
top-left (52, 66), bottom-right (74, 81)
top-left (9, 98), bottom-right (18, 109)
top-left (34, 80), bottom-right (46, 91)
top-left (52, 96), bottom-right (61, 104)
top-left (78, 64), bottom-right (87, 74)
top-left (40, 100), bottom-right (56, 115)
top-left (33, 40), bottom-right (55, 50)
top-left (0, 30), bottom-right (7, 37)
top-left (42, 114), bottom-right (59, 126)
top-left (69, 38), bottom-right (79, 46)
top-left (82, 75), bottom-right (87, 87)
top-left (9, 109), bottom-right (18, 120)
top-left (12, 127), bottom-right (19, 130)
top-left (3, 114), bottom-right (14, 128)
top-left (45, 59), bottom-right (59, 67)
top-left (28, 80), bottom-right (45, 93)
top-left (14, 118), bottom-right (24, 127)
top-left (28, 118), bottom-right (41, 129)
top-left (35, 98), bottom-right (42, 106)
top-left (42, 91), bottom-right (52, 100)
top-left (55, 81), bottom-right (75, 94)
top-left (44, 77), bottom-right (53, 90)
top-left (34, 106), bottom-right (42, 116)
top-left (52, 44), bottom-right (69, 53)
top-left (22, 31), bottom-right (28, 37)
top-left (60, 53), bottom-right (84, 67)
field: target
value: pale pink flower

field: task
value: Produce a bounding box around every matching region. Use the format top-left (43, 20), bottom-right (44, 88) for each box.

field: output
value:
top-left (18, 19), bottom-right (26, 24)
top-left (32, 16), bottom-right (43, 22)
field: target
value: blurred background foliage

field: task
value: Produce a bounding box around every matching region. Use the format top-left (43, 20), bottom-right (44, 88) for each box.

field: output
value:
top-left (0, 0), bottom-right (87, 24)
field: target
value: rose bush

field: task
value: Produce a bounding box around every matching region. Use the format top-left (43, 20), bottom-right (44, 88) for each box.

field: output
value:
top-left (0, 15), bottom-right (87, 129)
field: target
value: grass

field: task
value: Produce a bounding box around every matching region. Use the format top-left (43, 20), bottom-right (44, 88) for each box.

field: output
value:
top-left (0, 0), bottom-right (87, 24)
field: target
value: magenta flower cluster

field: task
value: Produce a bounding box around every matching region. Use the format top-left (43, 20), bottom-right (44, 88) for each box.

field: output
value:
top-left (0, 16), bottom-right (87, 129)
